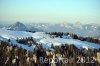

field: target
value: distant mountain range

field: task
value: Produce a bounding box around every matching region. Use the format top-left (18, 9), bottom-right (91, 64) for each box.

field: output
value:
top-left (2, 22), bottom-right (42, 32)
top-left (0, 22), bottom-right (100, 37)
top-left (28, 22), bottom-right (100, 37)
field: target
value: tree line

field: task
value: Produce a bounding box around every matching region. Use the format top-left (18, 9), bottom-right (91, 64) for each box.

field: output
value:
top-left (0, 39), bottom-right (100, 66)
top-left (46, 32), bottom-right (100, 44)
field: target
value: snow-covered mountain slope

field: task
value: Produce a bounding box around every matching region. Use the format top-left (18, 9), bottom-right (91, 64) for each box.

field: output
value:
top-left (0, 29), bottom-right (100, 51)
top-left (7, 22), bottom-right (27, 31)
top-left (0, 36), bottom-right (7, 41)
top-left (10, 39), bottom-right (36, 51)
top-left (0, 29), bottom-right (33, 39)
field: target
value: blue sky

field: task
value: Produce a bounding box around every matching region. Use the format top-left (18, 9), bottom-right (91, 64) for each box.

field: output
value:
top-left (0, 0), bottom-right (100, 24)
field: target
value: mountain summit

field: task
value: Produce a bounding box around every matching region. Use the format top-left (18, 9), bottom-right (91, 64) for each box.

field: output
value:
top-left (8, 22), bottom-right (27, 31)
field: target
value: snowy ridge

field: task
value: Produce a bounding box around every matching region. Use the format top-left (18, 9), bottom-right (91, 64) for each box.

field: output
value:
top-left (0, 29), bottom-right (100, 51)
top-left (0, 29), bottom-right (33, 39)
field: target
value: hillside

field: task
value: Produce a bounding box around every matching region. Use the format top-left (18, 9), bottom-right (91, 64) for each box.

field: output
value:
top-left (0, 29), bottom-right (100, 51)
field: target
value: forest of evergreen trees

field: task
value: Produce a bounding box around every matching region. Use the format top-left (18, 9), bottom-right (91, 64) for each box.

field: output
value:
top-left (0, 32), bottom-right (100, 66)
